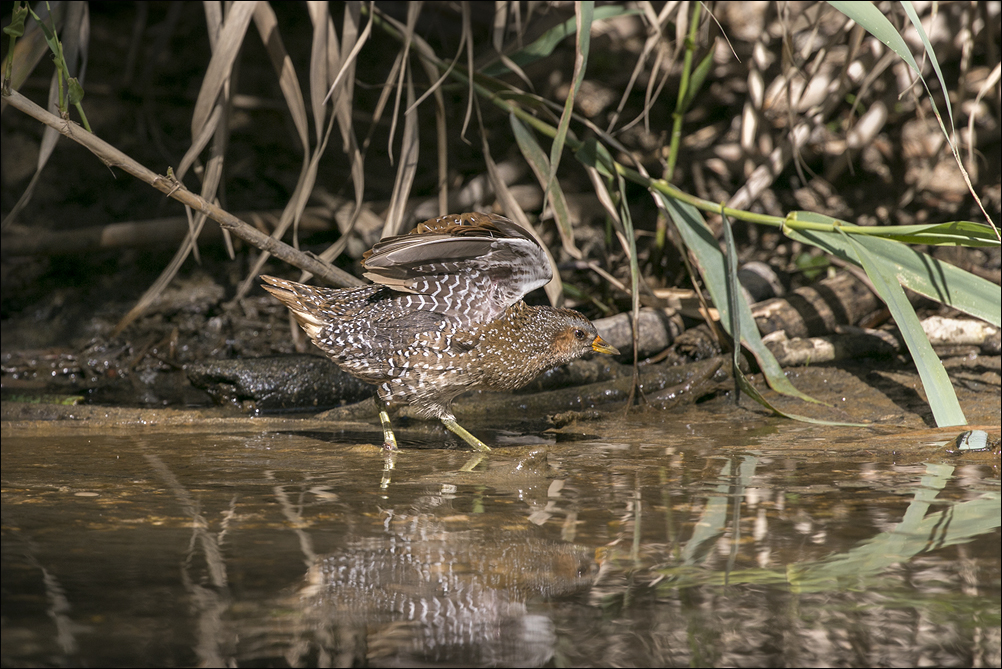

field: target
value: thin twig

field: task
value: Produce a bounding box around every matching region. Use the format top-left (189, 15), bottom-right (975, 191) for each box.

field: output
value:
top-left (2, 89), bottom-right (363, 289)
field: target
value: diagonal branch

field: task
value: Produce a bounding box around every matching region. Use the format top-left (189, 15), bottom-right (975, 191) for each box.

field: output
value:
top-left (2, 88), bottom-right (363, 289)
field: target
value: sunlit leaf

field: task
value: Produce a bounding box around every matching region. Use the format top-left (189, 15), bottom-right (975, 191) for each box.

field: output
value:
top-left (839, 229), bottom-right (967, 427)
top-left (828, 2), bottom-right (920, 73)
top-left (788, 211), bottom-right (998, 247)
top-left (785, 215), bottom-right (1001, 327)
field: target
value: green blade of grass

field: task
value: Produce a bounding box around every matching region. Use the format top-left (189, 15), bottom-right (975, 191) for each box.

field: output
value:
top-left (509, 112), bottom-right (579, 257)
top-left (851, 221), bottom-right (999, 247)
top-left (899, 1), bottom-right (956, 132)
top-left (828, 1), bottom-right (921, 73)
top-left (662, 196), bottom-right (822, 405)
top-left (838, 228), bottom-right (967, 427)
top-left (829, 1), bottom-right (996, 233)
top-left (786, 212), bottom-right (997, 247)
top-left (733, 364), bottom-right (870, 427)
top-left (786, 214), bottom-right (1001, 327)
top-left (480, 5), bottom-right (640, 77)
top-left (679, 50), bottom-right (714, 114)
top-left (615, 170), bottom-right (642, 379)
top-left (545, 2), bottom-right (593, 228)
top-left (683, 201), bottom-right (868, 426)
top-left (835, 221), bottom-right (997, 246)
top-left (721, 213), bottom-right (742, 402)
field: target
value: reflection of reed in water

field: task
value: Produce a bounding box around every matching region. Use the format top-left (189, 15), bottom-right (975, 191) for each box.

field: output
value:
top-left (299, 512), bottom-right (594, 666)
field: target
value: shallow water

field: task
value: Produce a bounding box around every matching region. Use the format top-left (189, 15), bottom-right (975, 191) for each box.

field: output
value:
top-left (2, 405), bottom-right (1000, 667)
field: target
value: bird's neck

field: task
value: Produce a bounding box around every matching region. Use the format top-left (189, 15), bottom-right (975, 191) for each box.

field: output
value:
top-left (476, 302), bottom-right (562, 390)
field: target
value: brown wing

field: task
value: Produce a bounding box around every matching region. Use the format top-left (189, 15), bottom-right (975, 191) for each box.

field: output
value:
top-left (260, 275), bottom-right (461, 379)
top-left (361, 212), bottom-right (551, 325)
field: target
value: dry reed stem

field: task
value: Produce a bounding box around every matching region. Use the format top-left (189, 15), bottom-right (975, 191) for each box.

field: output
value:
top-left (2, 88), bottom-right (363, 294)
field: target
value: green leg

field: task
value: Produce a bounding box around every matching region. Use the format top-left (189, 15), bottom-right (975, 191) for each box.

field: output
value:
top-left (441, 417), bottom-right (491, 452)
top-left (378, 408), bottom-right (399, 451)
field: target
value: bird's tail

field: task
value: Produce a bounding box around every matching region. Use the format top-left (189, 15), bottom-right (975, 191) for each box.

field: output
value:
top-left (260, 275), bottom-right (331, 341)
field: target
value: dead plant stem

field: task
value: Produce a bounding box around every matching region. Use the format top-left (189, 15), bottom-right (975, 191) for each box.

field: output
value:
top-left (2, 88), bottom-right (363, 288)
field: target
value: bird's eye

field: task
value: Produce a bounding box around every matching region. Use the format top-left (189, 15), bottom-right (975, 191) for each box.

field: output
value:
top-left (574, 329), bottom-right (587, 340)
